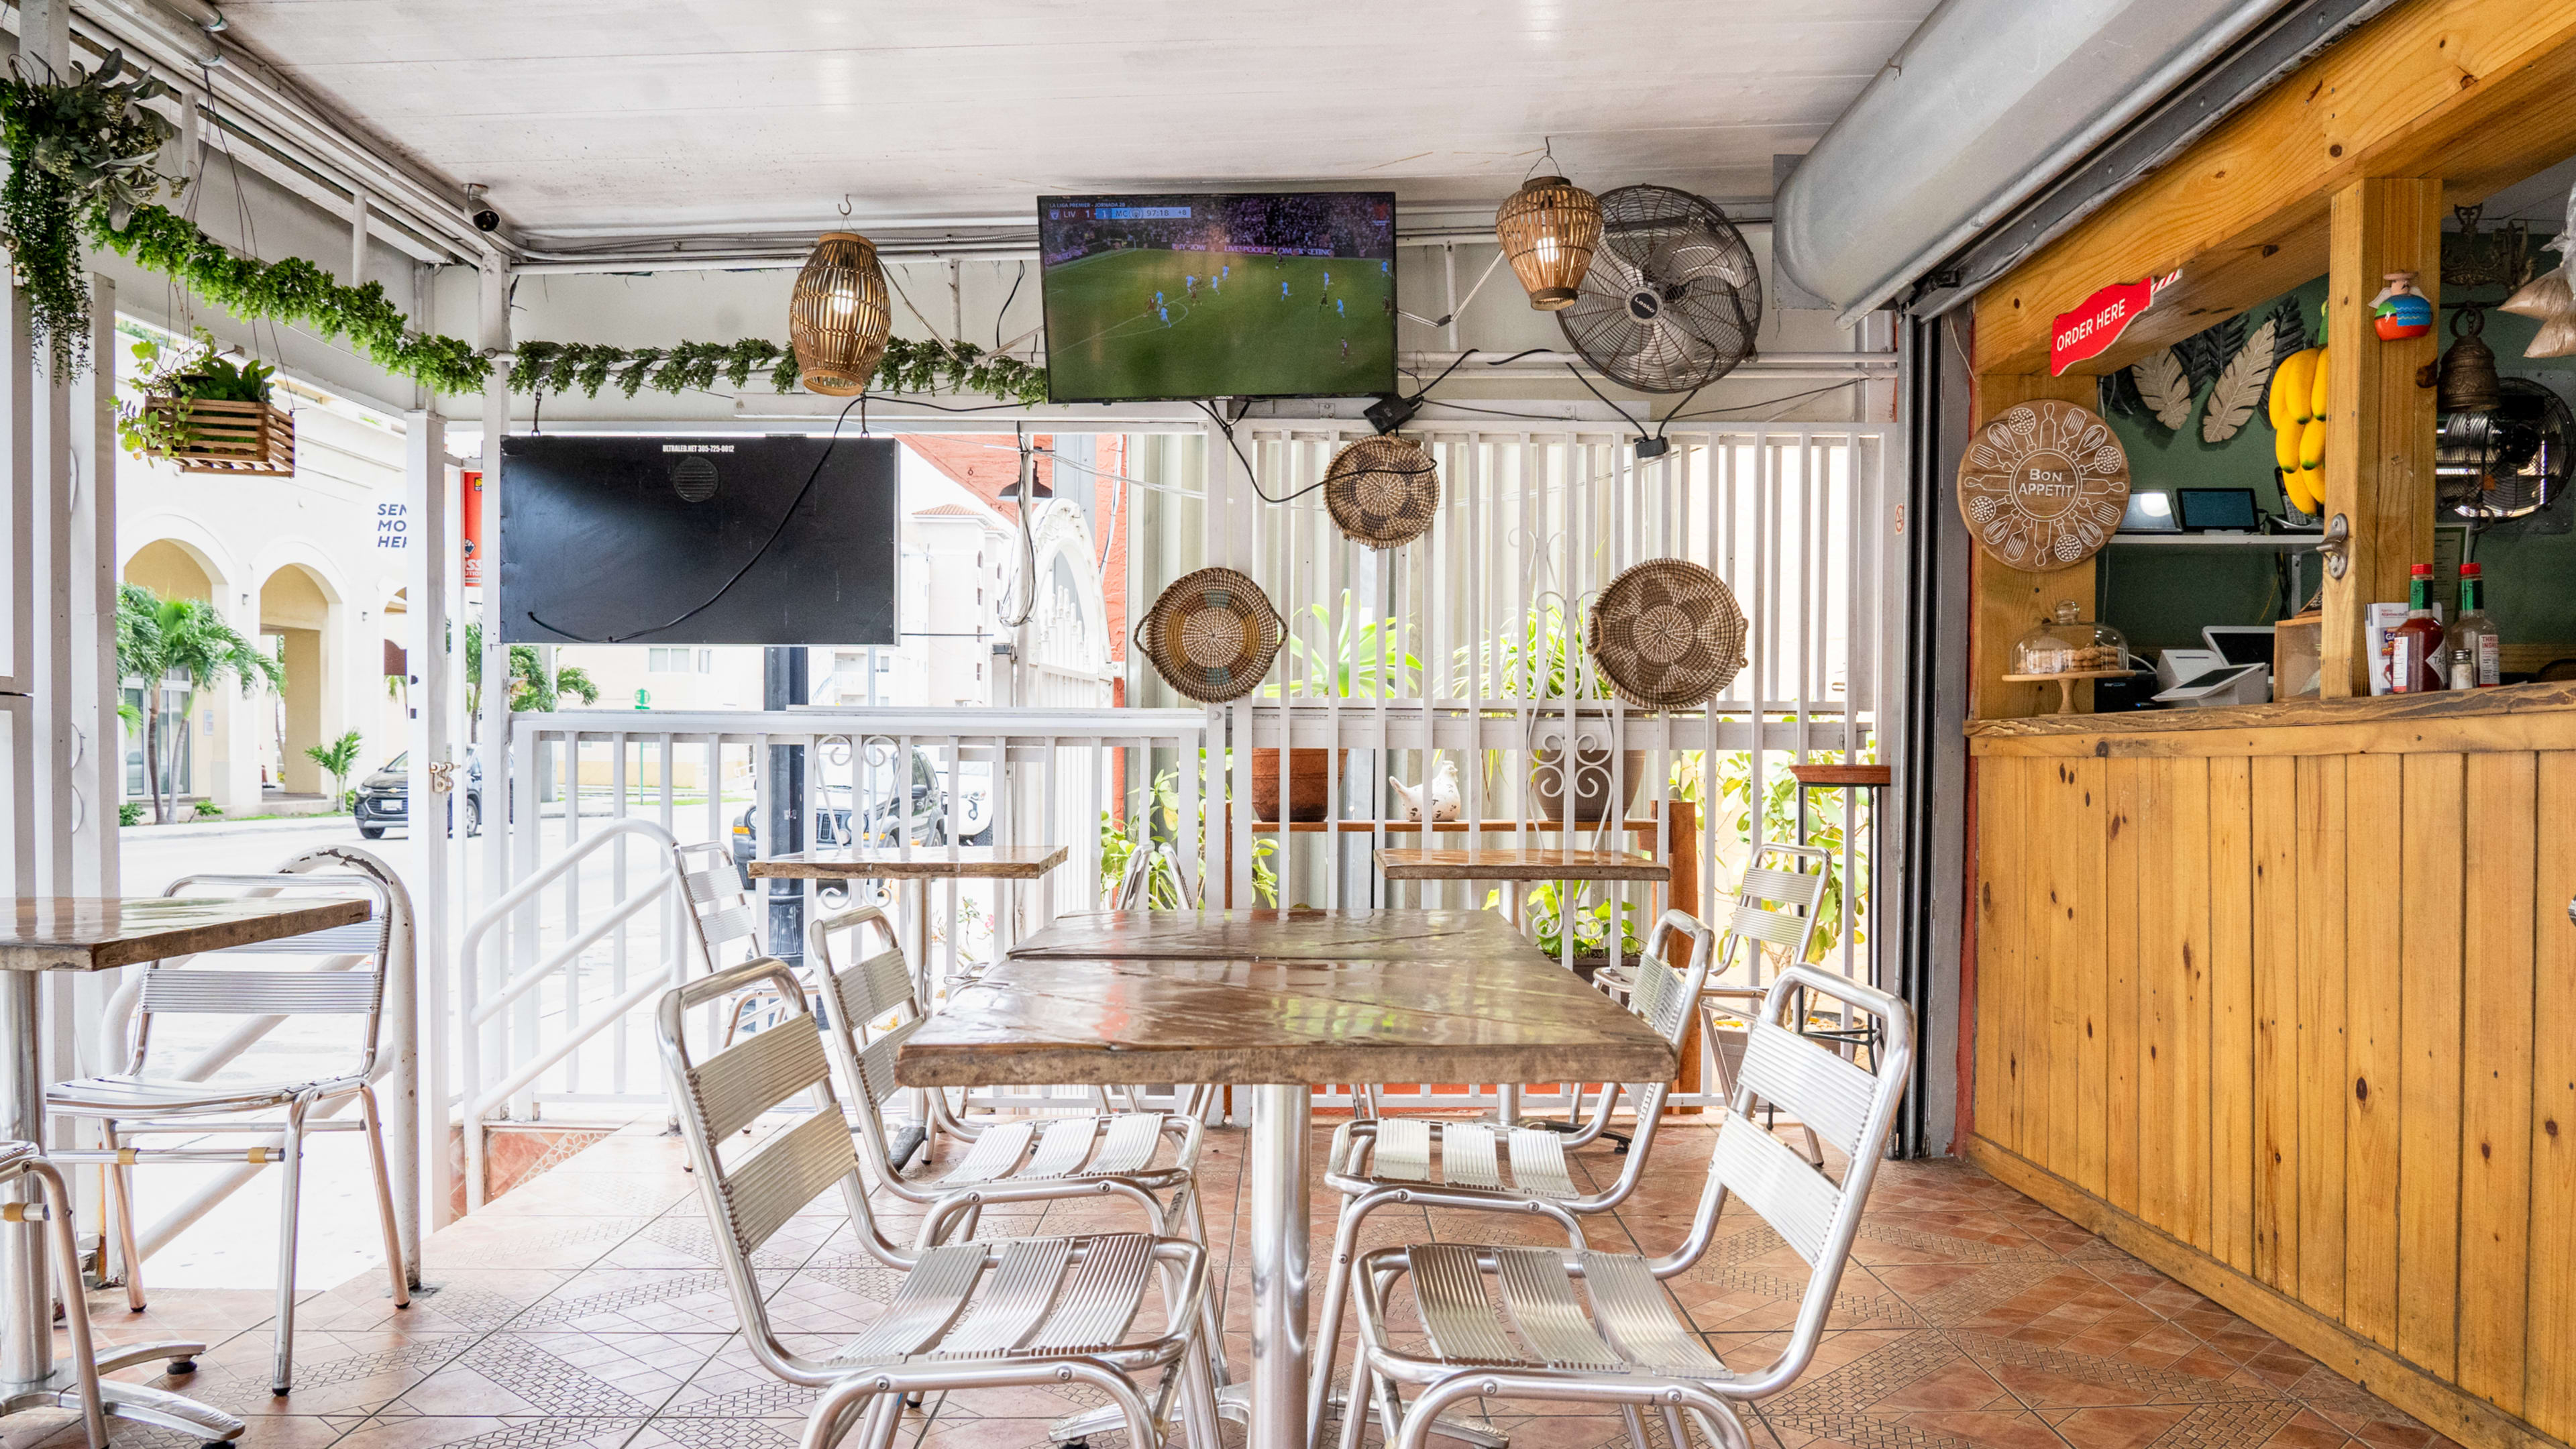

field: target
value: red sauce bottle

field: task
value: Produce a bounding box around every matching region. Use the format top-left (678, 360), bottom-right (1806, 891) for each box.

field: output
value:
top-left (2390, 564), bottom-right (2448, 693)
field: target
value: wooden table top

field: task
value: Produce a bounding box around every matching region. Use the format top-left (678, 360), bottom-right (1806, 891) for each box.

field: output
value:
top-left (1375, 847), bottom-right (1671, 882)
top-left (748, 845), bottom-right (1069, 881)
top-left (1010, 908), bottom-right (1530, 961)
top-left (0, 896), bottom-right (371, 973)
top-left (896, 953), bottom-right (1674, 1087)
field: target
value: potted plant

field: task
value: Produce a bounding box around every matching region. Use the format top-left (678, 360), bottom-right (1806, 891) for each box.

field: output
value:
top-left (117, 327), bottom-right (295, 476)
top-left (1493, 880), bottom-right (1650, 979)
top-left (1252, 594), bottom-right (1419, 822)
top-left (1099, 767), bottom-right (1278, 906)
top-left (1458, 602), bottom-right (1644, 824)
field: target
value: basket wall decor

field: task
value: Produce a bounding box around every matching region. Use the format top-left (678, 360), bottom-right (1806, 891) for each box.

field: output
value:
top-left (1136, 566), bottom-right (1287, 704)
top-left (1323, 435), bottom-right (1440, 549)
top-left (1585, 557), bottom-right (1748, 708)
top-left (142, 396), bottom-right (296, 477)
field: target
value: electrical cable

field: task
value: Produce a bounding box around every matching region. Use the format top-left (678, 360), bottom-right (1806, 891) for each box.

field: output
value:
top-left (1565, 364), bottom-right (1648, 443)
top-left (996, 262), bottom-right (1026, 352)
top-left (526, 392), bottom-right (865, 643)
top-left (996, 423), bottom-right (1040, 629)
top-left (1195, 400), bottom-right (1337, 504)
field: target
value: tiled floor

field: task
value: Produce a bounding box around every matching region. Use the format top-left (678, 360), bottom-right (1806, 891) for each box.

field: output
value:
top-left (3, 1116), bottom-right (2458, 1449)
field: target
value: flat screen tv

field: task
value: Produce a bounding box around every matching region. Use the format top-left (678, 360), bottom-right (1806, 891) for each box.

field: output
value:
top-left (498, 435), bottom-right (899, 646)
top-left (1038, 191), bottom-right (1397, 402)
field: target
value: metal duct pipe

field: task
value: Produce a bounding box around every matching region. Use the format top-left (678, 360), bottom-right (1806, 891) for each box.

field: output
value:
top-left (1774, 0), bottom-right (2296, 325)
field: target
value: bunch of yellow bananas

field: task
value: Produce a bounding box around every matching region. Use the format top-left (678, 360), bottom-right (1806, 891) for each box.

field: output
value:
top-left (2269, 345), bottom-right (2329, 514)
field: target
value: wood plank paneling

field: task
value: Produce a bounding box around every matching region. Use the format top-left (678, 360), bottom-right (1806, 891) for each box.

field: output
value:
top-left (2211, 757), bottom-right (2258, 1273)
top-left (2138, 756), bottom-right (2182, 1238)
top-left (2398, 753), bottom-right (2464, 1377)
top-left (2252, 755), bottom-right (2301, 1289)
top-left (2530, 751), bottom-right (2576, 1434)
top-left (1975, 756), bottom-right (2021, 1155)
top-left (2347, 751), bottom-right (2405, 1351)
top-left (2458, 752), bottom-right (2534, 1413)
top-left (2173, 757), bottom-right (2215, 1253)
top-left (2296, 755), bottom-right (2349, 1318)
top-left (2106, 757), bottom-right (2143, 1215)
top-left (1969, 375), bottom-right (2098, 721)
top-left (1965, 697), bottom-right (2576, 1449)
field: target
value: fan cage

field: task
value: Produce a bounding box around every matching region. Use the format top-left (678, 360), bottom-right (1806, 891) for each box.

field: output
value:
top-left (790, 231), bottom-right (892, 397)
top-left (1495, 176), bottom-right (1603, 311)
top-left (1557, 184), bottom-right (1761, 394)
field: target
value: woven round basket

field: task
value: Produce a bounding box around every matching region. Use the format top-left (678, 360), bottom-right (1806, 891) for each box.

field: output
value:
top-left (1585, 558), bottom-right (1748, 709)
top-left (1135, 567), bottom-right (1287, 704)
top-left (1323, 436), bottom-right (1440, 549)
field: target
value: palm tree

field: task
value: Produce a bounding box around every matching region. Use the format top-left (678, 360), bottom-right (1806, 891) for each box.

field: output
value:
top-left (460, 621), bottom-right (599, 735)
top-left (304, 728), bottom-right (364, 810)
top-left (116, 582), bottom-right (286, 824)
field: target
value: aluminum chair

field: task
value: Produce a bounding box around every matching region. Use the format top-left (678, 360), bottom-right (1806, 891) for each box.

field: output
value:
top-left (1597, 843), bottom-right (1831, 1159)
top-left (656, 957), bottom-right (1222, 1449)
top-left (1340, 963), bottom-right (1914, 1449)
top-left (1307, 908), bottom-right (1715, 1438)
top-left (808, 906), bottom-right (1216, 1265)
top-left (0, 1141), bottom-right (109, 1448)
top-left (48, 868), bottom-right (408, 1395)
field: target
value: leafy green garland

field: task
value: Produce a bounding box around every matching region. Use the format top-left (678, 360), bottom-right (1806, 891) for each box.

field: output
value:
top-left (0, 51), bottom-right (178, 380)
top-left (508, 335), bottom-right (1049, 405)
top-left (98, 203), bottom-right (490, 394)
top-left (5, 64), bottom-right (1050, 402)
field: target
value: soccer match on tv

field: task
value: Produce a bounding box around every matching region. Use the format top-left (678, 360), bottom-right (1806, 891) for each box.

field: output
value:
top-left (1037, 192), bottom-right (1397, 402)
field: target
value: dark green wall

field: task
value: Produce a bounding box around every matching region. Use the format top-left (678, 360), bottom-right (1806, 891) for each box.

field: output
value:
top-left (2092, 263), bottom-right (2576, 663)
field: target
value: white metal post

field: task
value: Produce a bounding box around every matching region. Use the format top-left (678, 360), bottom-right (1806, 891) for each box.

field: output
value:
top-left (403, 409), bottom-right (450, 1240)
top-left (477, 260), bottom-right (511, 916)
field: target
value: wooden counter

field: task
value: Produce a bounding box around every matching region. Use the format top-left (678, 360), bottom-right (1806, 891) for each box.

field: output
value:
top-left (1962, 682), bottom-right (2576, 1449)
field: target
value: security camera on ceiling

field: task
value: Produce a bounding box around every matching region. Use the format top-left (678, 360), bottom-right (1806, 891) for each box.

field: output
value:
top-left (466, 183), bottom-right (500, 233)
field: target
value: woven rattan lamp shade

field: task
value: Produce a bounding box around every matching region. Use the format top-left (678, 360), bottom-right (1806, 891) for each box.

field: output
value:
top-left (1585, 557), bottom-right (1748, 709)
top-left (1495, 176), bottom-right (1603, 311)
top-left (790, 231), bottom-right (892, 397)
top-left (1134, 566), bottom-right (1286, 704)
top-left (1323, 436), bottom-right (1440, 549)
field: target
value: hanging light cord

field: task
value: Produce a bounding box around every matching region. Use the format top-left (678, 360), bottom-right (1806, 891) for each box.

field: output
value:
top-left (997, 423), bottom-right (1042, 629)
top-left (527, 392), bottom-right (865, 643)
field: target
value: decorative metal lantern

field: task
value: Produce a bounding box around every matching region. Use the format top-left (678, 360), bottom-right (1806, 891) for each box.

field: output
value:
top-left (789, 231), bottom-right (892, 396)
top-left (2436, 306), bottom-right (2504, 416)
top-left (1494, 176), bottom-right (1603, 311)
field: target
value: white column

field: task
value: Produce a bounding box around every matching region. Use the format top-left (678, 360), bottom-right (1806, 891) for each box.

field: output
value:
top-left (403, 410), bottom-right (451, 1233)
top-left (476, 259), bottom-right (510, 915)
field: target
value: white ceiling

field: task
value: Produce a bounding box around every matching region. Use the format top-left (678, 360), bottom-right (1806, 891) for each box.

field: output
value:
top-left (221, 1), bottom-right (1939, 243)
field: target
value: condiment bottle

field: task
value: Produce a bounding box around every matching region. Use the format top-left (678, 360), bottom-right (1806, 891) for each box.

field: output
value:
top-left (2390, 564), bottom-right (2448, 693)
top-left (2447, 561), bottom-right (2502, 688)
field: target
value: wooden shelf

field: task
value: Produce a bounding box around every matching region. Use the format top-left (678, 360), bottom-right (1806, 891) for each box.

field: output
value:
top-left (2108, 533), bottom-right (2320, 549)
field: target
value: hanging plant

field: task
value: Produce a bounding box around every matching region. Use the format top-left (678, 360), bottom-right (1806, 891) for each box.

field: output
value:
top-left (0, 50), bottom-right (181, 380)
top-left (115, 325), bottom-right (272, 455)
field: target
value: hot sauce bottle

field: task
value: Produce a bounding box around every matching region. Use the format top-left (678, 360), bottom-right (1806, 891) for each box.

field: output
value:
top-left (2390, 564), bottom-right (2448, 693)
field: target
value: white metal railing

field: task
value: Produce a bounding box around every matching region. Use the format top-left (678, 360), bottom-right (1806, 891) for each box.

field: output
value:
top-left (459, 422), bottom-right (1892, 1140)
top-left (457, 817), bottom-right (686, 1209)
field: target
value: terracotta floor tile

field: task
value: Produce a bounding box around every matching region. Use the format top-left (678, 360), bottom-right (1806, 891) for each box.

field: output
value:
top-left (2049, 1404), bottom-right (2192, 1449)
top-left (117, 1327), bottom-right (480, 1418)
top-left (329, 1414), bottom-right (647, 1449)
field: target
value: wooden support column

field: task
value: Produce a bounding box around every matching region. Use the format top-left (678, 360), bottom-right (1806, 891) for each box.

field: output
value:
top-left (2320, 178), bottom-right (2440, 698)
top-left (1968, 372), bottom-right (2099, 719)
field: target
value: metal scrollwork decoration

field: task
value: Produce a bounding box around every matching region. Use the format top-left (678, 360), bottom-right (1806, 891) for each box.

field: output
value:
top-left (1956, 398), bottom-right (2131, 572)
top-left (427, 760), bottom-right (458, 795)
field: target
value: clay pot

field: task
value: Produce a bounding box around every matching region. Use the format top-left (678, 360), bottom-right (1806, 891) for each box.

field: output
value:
top-left (1528, 747), bottom-right (1647, 824)
top-left (1249, 748), bottom-right (1345, 823)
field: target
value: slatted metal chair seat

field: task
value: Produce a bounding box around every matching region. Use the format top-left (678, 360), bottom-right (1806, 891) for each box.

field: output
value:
top-left (654, 957), bottom-right (1222, 1449)
top-left (1342, 1118), bottom-right (1581, 1200)
top-left (40, 863), bottom-right (414, 1398)
top-left (1336, 966), bottom-right (1915, 1449)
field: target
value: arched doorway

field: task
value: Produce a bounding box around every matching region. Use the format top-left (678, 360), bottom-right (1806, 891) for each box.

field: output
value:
top-left (259, 563), bottom-right (337, 796)
top-left (120, 539), bottom-right (219, 806)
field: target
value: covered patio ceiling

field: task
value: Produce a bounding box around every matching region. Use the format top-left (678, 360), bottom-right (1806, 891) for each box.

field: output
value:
top-left (215, 1), bottom-right (1939, 245)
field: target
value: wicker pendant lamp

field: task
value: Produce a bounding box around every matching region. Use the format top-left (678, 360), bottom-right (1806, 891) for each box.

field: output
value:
top-left (1495, 175), bottom-right (1603, 311)
top-left (790, 231), bottom-right (892, 396)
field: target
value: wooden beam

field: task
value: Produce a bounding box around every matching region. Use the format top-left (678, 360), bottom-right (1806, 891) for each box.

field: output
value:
top-left (1969, 372), bottom-right (2098, 720)
top-left (1972, 0), bottom-right (2576, 378)
top-left (2320, 178), bottom-right (2440, 698)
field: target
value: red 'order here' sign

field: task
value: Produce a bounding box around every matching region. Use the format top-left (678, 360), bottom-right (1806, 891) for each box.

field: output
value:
top-left (2049, 270), bottom-right (2182, 376)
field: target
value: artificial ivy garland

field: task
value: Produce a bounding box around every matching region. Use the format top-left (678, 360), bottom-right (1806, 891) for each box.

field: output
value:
top-left (5, 59), bottom-right (1049, 402)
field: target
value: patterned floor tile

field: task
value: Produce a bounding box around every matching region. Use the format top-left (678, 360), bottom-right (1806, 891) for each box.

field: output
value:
top-left (299, 1273), bottom-right (576, 1334)
top-left (119, 1328), bottom-right (480, 1418)
top-left (328, 1415), bottom-right (647, 1449)
top-left (388, 1333), bottom-right (720, 1418)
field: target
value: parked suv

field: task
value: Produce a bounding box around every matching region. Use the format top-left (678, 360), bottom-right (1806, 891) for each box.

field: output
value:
top-left (354, 748), bottom-right (484, 839)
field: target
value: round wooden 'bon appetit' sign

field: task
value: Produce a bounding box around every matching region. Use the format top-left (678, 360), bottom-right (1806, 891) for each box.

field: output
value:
top-left (1956, 398), bottom-right (2131, 572)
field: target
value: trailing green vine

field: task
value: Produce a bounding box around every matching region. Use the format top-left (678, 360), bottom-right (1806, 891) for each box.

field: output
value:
top-left (98, 203), bottom-right (490, 394)
top-left (5, 58), bottom-right (1050, 402)
top-left (508, 334), bottom-right (1049, 405)
top-left (0, 51), bottom-right (179, 380)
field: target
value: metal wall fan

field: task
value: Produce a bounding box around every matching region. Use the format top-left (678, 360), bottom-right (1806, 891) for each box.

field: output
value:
top-left (1558, 184), bottom-right (1762, 394)
top-left (2436, 376), bottom-right (2573, 535)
